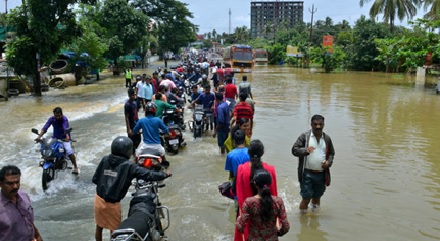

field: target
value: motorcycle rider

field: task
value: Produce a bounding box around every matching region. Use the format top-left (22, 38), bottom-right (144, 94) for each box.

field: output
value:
top-left (163, 83), bottom-right (184, 105)
top-left (92, 136), bottom-right (171, 241)
top-left (133, 102), bottom-right (169, 165)
top-left (191, 85), bottom-right (215, 126)
top-left (35, 107), bottom-right (79, 174)
top-left (196, 74), bottom-right (210, 88)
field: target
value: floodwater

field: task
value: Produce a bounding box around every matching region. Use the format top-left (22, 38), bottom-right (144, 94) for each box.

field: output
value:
top-left (1, 64), bottom-right (440, 241)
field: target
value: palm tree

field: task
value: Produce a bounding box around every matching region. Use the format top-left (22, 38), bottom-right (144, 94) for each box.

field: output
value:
top-left (423, 0), bottom-right (440, 20)
top-left (359, 0), bottom-right (421, 32)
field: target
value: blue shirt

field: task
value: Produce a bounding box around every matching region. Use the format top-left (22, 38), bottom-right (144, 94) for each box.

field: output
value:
top-left (142, 83), bottom-right (154, 100)
top-left (42, 115), bottom-right (70, 139)
top-left (196, 92), bottom-right (215, 109)
top-left (133, 115), bottom-right (168, 145)
top-left (225, 147), bottom-right (250, 177)
top-left (216, 101), bottom-right (230, 132)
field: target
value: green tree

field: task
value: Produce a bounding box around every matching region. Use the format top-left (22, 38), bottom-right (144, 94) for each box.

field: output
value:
top-left (345, 15), bottom-right (391, 71)
top-left (100, 0), bottom-right (149, 67)
top-left (359, 0), bottom-right (421, 32)
top-left (6, 0), bottom-right (95, 96)
top-left (232, 26), bottom-right (250, 44)
top-left (266, 43), bottom-right (286, 65)
top-left (132, 0), bottom-right (197, 55)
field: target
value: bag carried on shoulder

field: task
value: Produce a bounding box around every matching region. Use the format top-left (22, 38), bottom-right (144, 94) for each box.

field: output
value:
top-left (218, 181), bottom-right (234, 200)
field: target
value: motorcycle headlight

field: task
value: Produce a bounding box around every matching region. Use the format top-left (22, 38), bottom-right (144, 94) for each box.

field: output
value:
top-left (195, 113), bottom-right (203, 120)
top-left (42, 149), bottom-right (52, 157)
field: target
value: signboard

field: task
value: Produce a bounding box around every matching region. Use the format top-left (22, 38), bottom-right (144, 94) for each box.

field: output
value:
top-left (286, 45), bottom-right (303, 57)
top-left (323, 35), bottom-right (333, 54)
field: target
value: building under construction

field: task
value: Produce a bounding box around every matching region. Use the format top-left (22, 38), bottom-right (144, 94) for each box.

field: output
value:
top-left (250, 1), bottom-right (304, 38)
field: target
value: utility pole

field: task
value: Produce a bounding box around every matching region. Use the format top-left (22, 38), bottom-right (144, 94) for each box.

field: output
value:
top-left (309, 4), bottom-right (317, 44)
top-left (229, 8), bottom-right (231, 35)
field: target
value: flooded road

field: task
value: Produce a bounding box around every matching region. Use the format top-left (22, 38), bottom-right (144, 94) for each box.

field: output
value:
top-left (1, 64), bottom-right (440, 241)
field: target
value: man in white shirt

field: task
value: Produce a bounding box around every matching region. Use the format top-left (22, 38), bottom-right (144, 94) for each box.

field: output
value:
top-left (291, 114), bottom-right (335, 213)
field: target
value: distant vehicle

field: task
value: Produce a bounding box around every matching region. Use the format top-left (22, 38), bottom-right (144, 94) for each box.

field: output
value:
top-left (253, 49), bottom-right (268, 65)
top-left (223, 44), bottom-right (253, 73)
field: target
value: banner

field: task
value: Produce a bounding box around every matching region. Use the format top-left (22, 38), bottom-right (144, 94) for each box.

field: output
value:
top-left (323, 35), bottom-right (333, 54)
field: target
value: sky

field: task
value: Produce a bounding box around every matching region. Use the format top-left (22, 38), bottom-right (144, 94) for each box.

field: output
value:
top-left (2, 0), bottom-right (427, 34)
top-left (180, 0), bottom-right (426, 34)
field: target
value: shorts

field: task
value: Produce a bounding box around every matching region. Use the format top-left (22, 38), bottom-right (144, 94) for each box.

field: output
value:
top-left (300, 169), bottom-right (326, 199)
top-left (217, 130), bottom-right (229, 147)
top-left (135, 142), bottom-right (165, 157)
top-left (94, 194), bottom-right (121, 230)
top-left (63, 141), bottom-right (74, 156)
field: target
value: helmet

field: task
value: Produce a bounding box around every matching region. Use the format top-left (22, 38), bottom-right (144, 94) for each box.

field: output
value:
top-left (111, 136), bottom-right (133, 159)
top-left (163, 83), bottom-right (170, 90)
top-left (202, 74), bottom-right (207, 80)
top-left (145, 102), bottom-right (157, 115)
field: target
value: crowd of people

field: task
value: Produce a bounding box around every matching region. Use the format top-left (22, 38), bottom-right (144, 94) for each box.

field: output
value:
top-left (0, 59), bottom-right (336, 241)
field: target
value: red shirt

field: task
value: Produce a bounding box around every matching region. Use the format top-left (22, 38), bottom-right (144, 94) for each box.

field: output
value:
top-left (234, 102), bottom-right (254, 120)
top-left (225, 83), bottom-right (237, 99)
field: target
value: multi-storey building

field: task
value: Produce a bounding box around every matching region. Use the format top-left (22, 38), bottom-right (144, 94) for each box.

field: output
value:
top-left (250, 1), bottom-right (304, 39)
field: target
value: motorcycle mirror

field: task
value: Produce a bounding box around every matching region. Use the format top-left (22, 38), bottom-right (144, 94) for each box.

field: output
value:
top-left (31, 128), bottom-right (39, 135)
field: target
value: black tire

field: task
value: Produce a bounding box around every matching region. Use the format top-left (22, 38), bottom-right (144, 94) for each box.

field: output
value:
top-left (42, 167), bottom-right (55, 191)
top-left (194, 128), bottom-right (201, 138)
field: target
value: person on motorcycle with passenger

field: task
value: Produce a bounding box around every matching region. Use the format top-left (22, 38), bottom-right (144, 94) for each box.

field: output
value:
top-left (159, 75), bottom-right (177, 90)
top-left (35, 107), bottom-right (79, 174)
top-left (163, 83), bottom-right (184, 106)
top-left (133, 102), bottom-right (169, 165)
top-left (153, 93), bottom-right (181, 119)
top-left (92, 136), bottom-right (171, 241)
top-left (187, 67), bottom-right (201, 83)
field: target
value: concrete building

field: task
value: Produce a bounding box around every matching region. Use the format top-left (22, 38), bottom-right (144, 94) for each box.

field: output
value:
top-left (250, 1), bottom-right (304, 39)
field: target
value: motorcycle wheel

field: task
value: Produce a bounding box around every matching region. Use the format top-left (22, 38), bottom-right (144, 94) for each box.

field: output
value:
top-left (194, 128), bottom-right (201, 138)
top-left (169, 146), bottom-right (179, 155)
top-left (42, 167), bottom-right (55, 191)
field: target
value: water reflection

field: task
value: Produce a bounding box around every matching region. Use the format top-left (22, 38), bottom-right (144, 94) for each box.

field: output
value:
top-left (297, 214), bottom-right (328, 241)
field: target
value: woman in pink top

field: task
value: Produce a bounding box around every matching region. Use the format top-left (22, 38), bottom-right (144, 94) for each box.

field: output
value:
top-left (234, 140), bottom-right (278, 241)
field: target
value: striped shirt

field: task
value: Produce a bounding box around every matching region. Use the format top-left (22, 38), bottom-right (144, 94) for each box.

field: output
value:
top-left (234, 102), bottom-right (254, 120)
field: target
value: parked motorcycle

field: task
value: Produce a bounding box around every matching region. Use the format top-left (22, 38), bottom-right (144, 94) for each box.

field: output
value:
top-left (31, 127), bottom-right (75, 191)
top-left (111, 154), bottom-right (170, 241)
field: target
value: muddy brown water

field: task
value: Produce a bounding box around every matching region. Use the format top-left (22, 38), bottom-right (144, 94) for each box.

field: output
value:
top-left (1, 64), bottom-right (439, 241)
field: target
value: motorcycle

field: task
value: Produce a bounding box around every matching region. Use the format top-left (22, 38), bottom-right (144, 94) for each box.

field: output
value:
top-left (189, 105), bottom-right (205, 139)
top-left (161, 107), bottom-right (186, 154)
top-left (31, 127), bottom-right (75, 191)
top-left (111, 154), bottom-right (170, 241)
top-left (188, 101), bottom-right (213, 139)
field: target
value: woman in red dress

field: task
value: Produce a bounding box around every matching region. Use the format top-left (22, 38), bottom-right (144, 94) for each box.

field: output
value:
top-left (236, 169), bottom-right (290, 240)
top-left (234, 140), bottom-right (278, 241)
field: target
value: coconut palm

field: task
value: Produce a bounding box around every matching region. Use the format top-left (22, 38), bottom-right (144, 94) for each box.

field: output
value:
top-left (423, 0), bottom-right (440, 20)
top-left (359, 0), bottom-right (421, 32)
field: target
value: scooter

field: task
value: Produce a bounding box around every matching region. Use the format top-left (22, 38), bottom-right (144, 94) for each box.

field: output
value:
top-left (111, 154), bottom-right (170, 241)
top-left (31, 127), bottom-right (75, 191)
